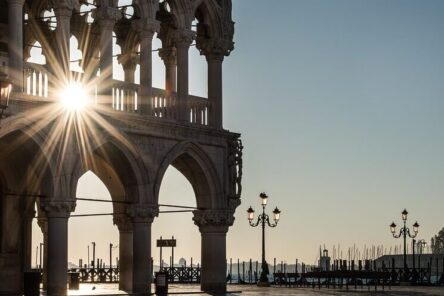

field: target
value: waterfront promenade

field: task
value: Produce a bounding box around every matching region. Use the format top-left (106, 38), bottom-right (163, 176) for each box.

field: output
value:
top-left (41, 284), bottom-right (444, 296)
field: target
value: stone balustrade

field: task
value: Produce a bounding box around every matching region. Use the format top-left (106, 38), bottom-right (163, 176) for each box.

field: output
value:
top-left (21, 62), bottom-right (212, 126)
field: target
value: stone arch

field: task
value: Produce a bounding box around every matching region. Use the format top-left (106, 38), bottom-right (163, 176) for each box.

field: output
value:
top-left (70, 134), bottom-right (151, 206)
top-left (193, 0), bottom-right (224, 40)
top-left (154, 141), bottom-right (222, 209)
top-left (0, 119), bottom-right (56, 198)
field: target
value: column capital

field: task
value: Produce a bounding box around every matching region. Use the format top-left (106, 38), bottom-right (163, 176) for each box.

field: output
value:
top-left (198, 38), bottom-right (234, 60)
top-left (40, 200), bottom-right (76, 218)
top-left (50, 0), bottom-right (76, 15)
top-left (93, 6), bottom-right (121, 29)
top-left (126, 204), bottom-right (159, 223)
top-left (113, 213), bottom-right (133, 232)
top-left (118, 53), bottom-right (139, 70)
top-left (174, 29), bottom-right (195, 48)
top-left (132, 19), bottom-right (160, 39)
top-left (158, 47), bottom-right (177, 65)
top-left (193, 209), bottom-right (235, 233)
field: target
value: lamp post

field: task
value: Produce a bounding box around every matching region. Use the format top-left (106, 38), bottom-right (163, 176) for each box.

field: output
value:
top-left (247, 192), bottom-right (281, 287)
top-left (0, 71), bottom-right (12, 119)
top-left (390, 209), bottom-right (419, 278)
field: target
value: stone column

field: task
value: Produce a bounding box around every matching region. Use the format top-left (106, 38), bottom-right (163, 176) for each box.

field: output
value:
top-left (193, 209), bottom-right (234, 293)
top-left (118, 53), bottom-right (139, 83)
top-left (206, 53), bottom-right (224, 129)
top-left (41, 201), bottom-right (75, 296)
top-left (7, 0), bottom-right (26, 91)
top-left (199, 38), bottom-right (233, 129)
top-left (127, 205), bottom-right (158, 295)
top-left (113, 214), bottom-right (133, 292)
top-left (37, 218), bottom-right (49, 290)
top-left (158, 48), bottom-right (177, 94)
top-left (52, 1), bottom-right (73, 80)
top-left (94, 6), bottom-right (121, 106)
top-left (118, 53), bottom-right (139, 111)
top-left (133, 20), bottom-right (159, 115)
top-left (174, 29), bottom-right (194, 122)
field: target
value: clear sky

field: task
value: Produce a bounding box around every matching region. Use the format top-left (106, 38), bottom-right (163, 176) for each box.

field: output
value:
top-left (31, 0), bottom-right (444, 267)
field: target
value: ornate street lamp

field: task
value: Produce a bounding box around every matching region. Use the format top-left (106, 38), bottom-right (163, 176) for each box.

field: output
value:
top-left (390, 209), bottom-right (419, 279)
top-left (0, 71), bottom-right (12, 118)
top-left (247, 192), bottom-right (281, 287)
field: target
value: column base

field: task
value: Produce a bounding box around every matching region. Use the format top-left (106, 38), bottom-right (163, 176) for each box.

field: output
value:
top-left (201, 282), bottom-right (227, 294)
top-left (257, 280), bottom-right (271, 287)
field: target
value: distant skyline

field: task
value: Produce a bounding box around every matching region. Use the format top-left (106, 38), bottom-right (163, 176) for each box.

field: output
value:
top-left (31, 0), bottom-right (444, 266)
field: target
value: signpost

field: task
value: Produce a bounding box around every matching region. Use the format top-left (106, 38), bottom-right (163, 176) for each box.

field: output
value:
top-left (157, 236), bottom-right (176, 269)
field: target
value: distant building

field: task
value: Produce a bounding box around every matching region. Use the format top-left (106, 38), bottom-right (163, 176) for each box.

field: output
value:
top-left (319, 249), bottom-right (331, 271)
top-left (179, 258), bottom-right (186, 267)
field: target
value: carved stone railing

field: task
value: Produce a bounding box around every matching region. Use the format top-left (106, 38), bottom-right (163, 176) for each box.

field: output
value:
top-left (24, 62), bottom-right (48, 98)
top-left (21, 62), bottom-right (211, 126)
top-left (189, 94), bottom-right (210, 125)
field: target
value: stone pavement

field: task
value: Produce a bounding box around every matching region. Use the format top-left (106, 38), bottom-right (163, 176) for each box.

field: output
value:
top-left (54, 284), bottom-right (444, 296)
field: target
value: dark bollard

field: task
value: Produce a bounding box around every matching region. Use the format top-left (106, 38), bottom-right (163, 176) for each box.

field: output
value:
top-left (68, 272), bottom-right (80, 290)
top-left (155, 271), bottom-right (168, 296)
top-left (24, 271), bottom-right (41, 296)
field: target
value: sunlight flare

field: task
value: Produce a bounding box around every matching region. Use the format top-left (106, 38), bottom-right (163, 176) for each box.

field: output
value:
top-left (59, 82), bottom-right (89, 112)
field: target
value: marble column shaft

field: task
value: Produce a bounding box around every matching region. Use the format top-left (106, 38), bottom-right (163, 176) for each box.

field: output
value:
top-left (41, 201), bottom-right (75, 296)
top-left (207, 54), bottom-right (224, 129)
top-left (193, 210), bottom-right (233, 293)
top-left (139, 32), bottom-right (154, 115)
top-left (53, 6), bottom-right (72, 80)
top-left (127, 205), bottom-right (158, 295)
top-left (159, 48), bottom-right (177, 94)
top-left (114, 214), bottom-right (133, 292)
top-left (98, 20), bottom-right (115, 105)
top-left (175, 30), bottom-right (194, 122)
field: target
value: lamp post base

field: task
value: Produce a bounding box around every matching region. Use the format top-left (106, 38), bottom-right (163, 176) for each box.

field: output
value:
top-left (257, 280), bottom-right (270, 287)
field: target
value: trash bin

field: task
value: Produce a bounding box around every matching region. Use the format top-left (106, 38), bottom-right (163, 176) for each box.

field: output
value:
top-left (68, 272), bottom-right (80, 290)
top-left (24, 271), bottom-right (41, 296)
top-left (155, 271), bottom-right (168, 295)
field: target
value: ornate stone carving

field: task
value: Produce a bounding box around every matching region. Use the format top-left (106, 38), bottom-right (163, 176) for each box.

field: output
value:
top-left (197, 37), bottom-right (234, 59)
top-left (126, 204), bottom-right (159, 223)
top-left (40, 200), bottom-right (76, 218)
top-left (48, 0), bottom-right (78, 17)
top-left (132, 19), bottom-right (160, 38)
top-left (93, 6), bottom-right (122, 28)
top-left (113, 213), bottom-right (133, 232)
top-left (192, 209), bottom-right (235, 229)
top-left (227, 137), bottom-right (243, 206)
top-left (117, 53), bottom-right (139, 71)
top-left (174, 28), bottom-right (195, 47)
top-left (158, 48), bottom-right (177, 65)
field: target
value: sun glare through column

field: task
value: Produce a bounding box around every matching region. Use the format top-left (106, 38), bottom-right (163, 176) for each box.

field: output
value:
top-left (59, 82), bottom-right (89, 112)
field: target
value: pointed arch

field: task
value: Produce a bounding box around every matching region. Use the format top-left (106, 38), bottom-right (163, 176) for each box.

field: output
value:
top-left (70, 133), bottom-right (151, 206)
top-left (0, 117), bottom-right (57, 197)
top-left (154, 141), bottom-right (222, 209)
